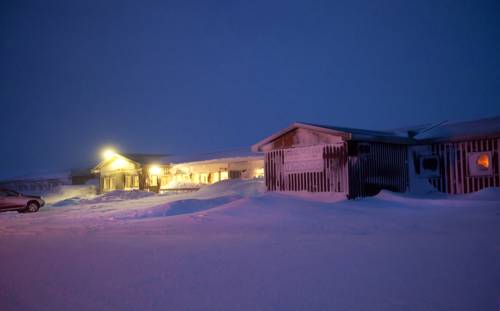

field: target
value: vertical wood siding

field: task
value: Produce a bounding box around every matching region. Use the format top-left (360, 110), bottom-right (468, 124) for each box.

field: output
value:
top-left (347, 143), bottom-right (408, 198)
top-left (264, 144), bottom-right (348, 193)
top-left (264, 142), bottom-right (408, 198)
top-left (428, 138), bottom-right (500, 194)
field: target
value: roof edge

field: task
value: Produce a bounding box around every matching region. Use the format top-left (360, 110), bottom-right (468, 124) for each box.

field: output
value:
top-left (92, 153), bottom-right (142, 173)
top-left (251, 122), bottom-right (352, 152)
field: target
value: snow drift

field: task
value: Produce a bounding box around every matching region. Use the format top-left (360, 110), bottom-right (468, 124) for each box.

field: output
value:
top-left (1, 179), bottom-right (499, 311)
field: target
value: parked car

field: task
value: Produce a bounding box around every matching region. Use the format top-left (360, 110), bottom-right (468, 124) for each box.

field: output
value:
top-left (0, 189), bottom-right (45, 213)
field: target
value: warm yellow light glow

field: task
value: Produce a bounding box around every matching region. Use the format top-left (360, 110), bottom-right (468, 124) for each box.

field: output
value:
top-left (110, 157), bottom-right (127, 170)
top-left (476, 154), bottom-right (490, 170)
top-left (102, 148), bottom-right (116, 160)
top-left (200, 173), bottom-right (209, 184)
top-left (254, 168), bottom-right (265, 178)
top-left (220, 171), bottom-right (229, 181)
top-left (149, 165), bottom-right (161, 175)
top-left (211, 172), bottom-right (220, 183)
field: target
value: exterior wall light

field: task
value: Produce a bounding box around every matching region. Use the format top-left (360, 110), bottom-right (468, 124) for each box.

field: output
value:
top-left (476, 153), bottom-right (490, 170)
top-left (102, 148), bottom-right (116, 160)
top-left (468, 152), bottom-right (493, 176)
top-left (149, 165), bottom-right (161, 175)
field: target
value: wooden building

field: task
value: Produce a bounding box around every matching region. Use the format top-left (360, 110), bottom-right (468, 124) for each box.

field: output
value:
top-left (92, 149), bottom-right (264, 193)
top-left (92, 153), bottom-right (167, 193)
top-left (409, 116), bottom-right (500, 194)
top-left (253, 117), bottom-right (500, 198)
top-left (252, 122), bottom-right (411, 199)
top-left (166, 150), bottom-right (264, 190)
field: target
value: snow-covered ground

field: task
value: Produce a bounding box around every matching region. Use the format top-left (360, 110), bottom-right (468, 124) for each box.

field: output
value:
top-left (1, 179), bottom-right (499, 311)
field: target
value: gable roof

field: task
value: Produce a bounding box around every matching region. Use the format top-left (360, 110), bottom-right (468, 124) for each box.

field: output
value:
top-left (92, 154), bottom-right (140, 172)
top-left (413, 116), bottom-right (500, 142)
top-left (252, 122), bottom-right (412, 152)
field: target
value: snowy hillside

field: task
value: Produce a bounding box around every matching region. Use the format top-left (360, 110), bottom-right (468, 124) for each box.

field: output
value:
top-left (0, 179), bottom-right (499, 311)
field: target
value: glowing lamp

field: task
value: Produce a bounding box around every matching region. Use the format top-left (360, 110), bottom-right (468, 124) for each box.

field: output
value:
top-left (102, 148), bottom-right (116, 160)
top-left (468, 151), bottom-right (493, 176)
top-left (111, 157), bottom-right (127, 170)
top-left (476, 153), bottom-right (490, 170)
top-left (149, 165), bottom-right (161, 175)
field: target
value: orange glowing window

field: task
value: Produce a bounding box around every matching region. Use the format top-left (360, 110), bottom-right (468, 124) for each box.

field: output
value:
top-left (476, 154), bottom-right (490, 170)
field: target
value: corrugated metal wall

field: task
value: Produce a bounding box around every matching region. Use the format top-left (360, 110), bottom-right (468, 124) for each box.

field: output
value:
top-left (347, 143), bottom-right (409, 198)
top-left (428, 138), bottom-right (500, 194)
top-left (264, 143), bottom-right (348, 193)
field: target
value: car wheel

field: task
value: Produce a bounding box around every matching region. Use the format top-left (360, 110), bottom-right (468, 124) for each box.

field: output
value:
top-left (25, 201), bottom-right (40, 213)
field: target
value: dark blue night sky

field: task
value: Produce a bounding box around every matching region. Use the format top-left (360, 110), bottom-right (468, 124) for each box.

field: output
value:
top-left (1, 0), bottom-right (499, 178)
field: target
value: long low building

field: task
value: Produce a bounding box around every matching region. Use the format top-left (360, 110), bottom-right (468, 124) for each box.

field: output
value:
top-left (252, 116), bottom-right (500, 198)
top-left (0, 170), bottom-right (97, 195)
top-left (92, 148), bottom-right (264, 193)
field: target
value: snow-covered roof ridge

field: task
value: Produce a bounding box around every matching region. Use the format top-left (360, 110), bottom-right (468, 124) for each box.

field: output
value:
top-left (297, 121), bottom-right (409, 138)
top-left (166, 147), bottom-right (261, 165)
top-left (121, 153), bottom-right (170, 164)
top-left (93, 148), bottom-right (260, 169)
top-left (414, 115), bottom-right (500, 142)
top-left (252, 122), bottom-right (414, 151)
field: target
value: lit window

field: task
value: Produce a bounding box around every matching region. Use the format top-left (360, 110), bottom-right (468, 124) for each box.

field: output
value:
top-left (476, 153), bottom-right (490, 170)
top-left (468, 152), bottom-right (493, 176)
top-left (125, 175), bottom-right (132, 188)
top-left (103, 177), bottom-right (112, 190)
top-left (220, 171), bottom-right (229, 181)
top-left (133, 176), bottom-right (139, 188)
top-left (192, 173), bottom-right (200, 183)
top-left (150, 176), bottom-right (158, 186)
top-left (211, 172), bottom-right (220, 183)
top-left (254, 168), bottom-right (265, 178)
top-left (160, 176), bottom-right (169, 188)
top-left (200, 173), bottom-right (208, 184)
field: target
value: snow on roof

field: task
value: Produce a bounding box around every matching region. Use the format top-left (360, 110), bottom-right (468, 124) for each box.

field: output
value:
top-left (414, 116), bottom-right (500, 142)
top-left (121, 153), bottom-right (170, 164)
top-left (252, 122), bottom-right (412, 151)
top-left (94, 148), bottom-right (260, 169)
top-left (299, 122), bottom-right (410, 141)
top-left (253, 116), bottom-right (500, 151)
top-left (165, 147), bottom-right (262, 165)
top-left (385, 123), bottom-right (434, 137)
